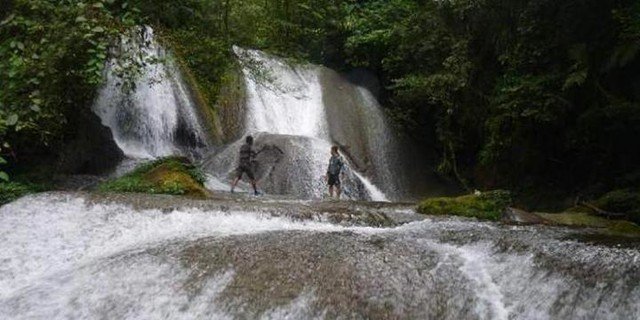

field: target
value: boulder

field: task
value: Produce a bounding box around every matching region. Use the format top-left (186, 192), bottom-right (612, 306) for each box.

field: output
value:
top-left (202, 133), bottom-right (371, 199)
top-left (56, 110), bottom-right (124, 175)
top-left (501, 207), bottom-right (550, 225)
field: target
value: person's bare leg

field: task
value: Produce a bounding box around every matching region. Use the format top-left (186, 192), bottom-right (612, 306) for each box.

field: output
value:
top-left (336, 186), bottom-right (341, 199)
top-left (251, 179), bottom-right (258, 194)
top-left (329, 185), bottom-right (334, 197)
top-left (230, 176), bottom-right (241, 192)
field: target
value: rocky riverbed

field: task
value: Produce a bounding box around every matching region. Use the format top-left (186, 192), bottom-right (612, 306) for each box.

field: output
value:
top-left (1, 191), bottom-right (639, 319)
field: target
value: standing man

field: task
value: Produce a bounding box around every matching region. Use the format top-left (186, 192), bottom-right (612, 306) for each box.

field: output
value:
top-left (231, 135), bottom-right (259, 195)
top-left (325, 145), bottom-right (345, 199)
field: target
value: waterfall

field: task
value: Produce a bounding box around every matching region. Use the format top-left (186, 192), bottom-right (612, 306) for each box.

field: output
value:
top-left (353, 85), bottom-right (403, 197)
top-left (92, 33), bottom-right (405, 200)
top-left (92, 26), bottom-right (209, 159)
top-left (237, 48), bottom-right (330, 139)
top-left (216, 47), bottom-right (400, 201)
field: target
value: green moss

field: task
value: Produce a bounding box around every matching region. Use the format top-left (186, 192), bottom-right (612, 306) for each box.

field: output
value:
top-left (99, 157), bottom-right (209, 198)
top-left (0, 181), bottom-right (49, 205)
top-left (537, 212), bottom-right (640, 237)
top-left (417, 190), bottom-right (512, 221)
top-left (594, 189), bottom-right (640, 223)
top-left (158, 29), bottom-right (233, 143)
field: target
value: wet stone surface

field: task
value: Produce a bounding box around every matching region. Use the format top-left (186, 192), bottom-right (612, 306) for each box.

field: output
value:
top-left (85, 191), bottom-right (421, 227)
top-left (1, 192), bottom-right (639, 319)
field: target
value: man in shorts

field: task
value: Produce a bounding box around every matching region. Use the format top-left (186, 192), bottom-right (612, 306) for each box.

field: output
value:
top-left (325, 145), bottom-right (345, 199)
top-left (231, 135), bottom-right (259, 195)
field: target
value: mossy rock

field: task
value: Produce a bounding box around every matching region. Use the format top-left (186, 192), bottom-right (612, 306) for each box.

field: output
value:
top-left (99, 157), bottom-right (209, 198)
top-left (594, 189), bottom-right (640, 224)
top-left (417, 190), bottom-right (512, 221)
top-left (537, 212), bottom-right (640, 237)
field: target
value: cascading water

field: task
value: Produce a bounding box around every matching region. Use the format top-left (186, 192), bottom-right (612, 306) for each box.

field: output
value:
top-left (1, 193), bottom-right (639, 319)
top-left (352, 85), bottom-right (403, 197)
top-left (205, 47), bottom-right (400, 201)
top-left (92, 26), bottom-right (209, 159)
top-left (237, 48), bottom-right (330, 139)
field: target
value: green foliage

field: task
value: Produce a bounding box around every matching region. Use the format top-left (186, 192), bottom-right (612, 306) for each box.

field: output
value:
top-left (339, 0), bottom-right (640, 195)
top-left (99, 157), bottom-right (208, 197)
top-left (0, 155), bottom-right (8, 182)
top-left (161, 28), bottom-right (232, 110)
top-left (480, 74), bottom-right (568, 174)
top-left (417, 190), bottom-right (512, 221)
top-left (0, 181), bottom-right (48, 205)
top-left (0, 0), bottom-right (140, 162)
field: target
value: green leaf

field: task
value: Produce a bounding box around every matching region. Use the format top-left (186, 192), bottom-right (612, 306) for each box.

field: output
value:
top-left (93, 2), bottom-right (105, 8)
top-left (6, 114), bottom-right (18, 126)
top-left (1, 14), bottom-right (15, 26)
top-left (92, 26), bottom-right (105, 33)
top-left (0, 172), bottom-right (9, 182)
top-left (76, 16), bottom-right (87, 23)
top-left (30, 105), bottom-right (41, 112)
top-left (0, 156), bottom-right (7, 164)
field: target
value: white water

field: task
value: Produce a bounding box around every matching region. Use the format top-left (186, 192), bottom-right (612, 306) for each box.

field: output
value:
top-left (0, 193), bottom-right (372, 319)
top-left (236, 47), bottom-right (330, 139)
top-left (2, 193), bottom-right (639, 319)
top-left (352, 170), bottom-right (389, 202)
top-left (354, 86), bottom-right (402, 197)
top-left (234, 47), bottom-right (390, 201)
top-left (92, 26), bottom-right (208, 159)
top-left (0, 193), bottom-right (365, 301)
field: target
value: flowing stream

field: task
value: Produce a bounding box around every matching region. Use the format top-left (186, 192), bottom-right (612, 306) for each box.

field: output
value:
top-left (1, 193), bottom-right (638, 319)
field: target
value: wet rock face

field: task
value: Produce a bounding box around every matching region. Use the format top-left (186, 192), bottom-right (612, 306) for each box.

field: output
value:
top-left (177, 231), bottom-right (461, 319)
top-left (215, 65), bottom-right (247, 143)
top-left (56, 110), bottom-right (124, 175)
top-left (174, 220), bottom-right (640, 319)
top-left (319, 68), bottom-right (371, 172)
top-left (501, 207), bottom-right (550, 225)
top-left (319, 67), bottom-right (455, 199)
top-left (203, 133), bottom-right (370, 199)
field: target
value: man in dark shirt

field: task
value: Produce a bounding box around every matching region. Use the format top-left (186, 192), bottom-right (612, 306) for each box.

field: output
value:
top-left (231, 135), bottom-right (259, 195)
top-left (325, 145), bottom-right (345, 199)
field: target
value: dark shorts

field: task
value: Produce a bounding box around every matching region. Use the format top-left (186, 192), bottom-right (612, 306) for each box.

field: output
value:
top-left (328, 173), bottom-right (340, 187)
top-left (236, 165), bottom-right (255, 180)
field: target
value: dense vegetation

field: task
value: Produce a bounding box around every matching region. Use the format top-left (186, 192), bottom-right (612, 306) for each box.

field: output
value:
top-left (1, 0), bottom-right (639, 207)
